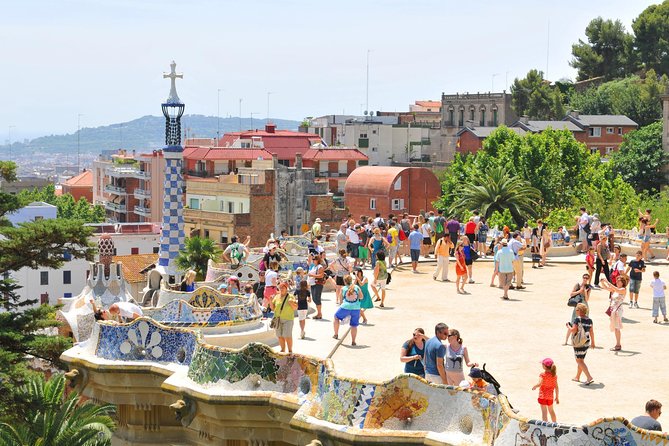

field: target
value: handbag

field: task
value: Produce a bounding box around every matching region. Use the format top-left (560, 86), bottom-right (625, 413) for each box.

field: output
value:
top-left (567, 294), bottom-right (582, 307)
top-left (270, 294), bottom-right (289, 329)
top-left (605, 303), bottom-right (621, 317)
top-left (470, 250), bottom-right (480, 262)
top-left (386, 271), bottom-right (392, 284)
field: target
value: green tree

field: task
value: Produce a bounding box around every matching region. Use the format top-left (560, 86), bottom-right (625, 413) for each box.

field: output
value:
top-left (0, 162), bottom-right (95, 420)
top-left (570, 17), bottom-right (638, 81)
top-left (175, 236), bottom-right (222, 280)
top-left (510, 69), bottom-right (565, 119)
top-left (569, 72), bottom-right (669, 127)
top-left (449, 166), bottom-right (541, 226)
top-left (633, 0), bottom-right (669, 76)
top-left (18, 184), bottom-right (105, 223)
top-left (0, 374), bottom-right (115, 446)
top-left (610, 121), bottom-right (666, 192)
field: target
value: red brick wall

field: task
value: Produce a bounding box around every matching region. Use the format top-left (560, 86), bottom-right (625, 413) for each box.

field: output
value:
top-left (309, 195), bottom-right (347, 233)
top-left (456, 132), bottom-right (483, 154)
top-left (345, 168), bottom-right (442, 217)
top-left (582, 125), bottom-right (636, 156)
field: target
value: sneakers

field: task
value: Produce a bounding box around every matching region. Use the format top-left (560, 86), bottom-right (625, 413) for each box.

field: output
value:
top-left (629, 301), bottom-right (634, 307)
top-left (468, 279), bottom-right (475, 284)
top-left (634, 302), bottom-right (639, 308)
top-left (300, 331), bottom-right (306, 339)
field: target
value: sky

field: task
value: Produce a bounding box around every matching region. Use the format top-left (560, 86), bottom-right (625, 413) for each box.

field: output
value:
top-left (0, 0), bottom-right (659, 139)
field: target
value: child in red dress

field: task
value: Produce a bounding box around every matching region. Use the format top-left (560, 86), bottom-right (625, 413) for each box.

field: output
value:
top-left (532, 357), bottom-right (559, 422)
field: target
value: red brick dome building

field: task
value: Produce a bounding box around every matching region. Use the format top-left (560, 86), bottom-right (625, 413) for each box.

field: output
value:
top-left (344, 166), bottom-right (442, 216)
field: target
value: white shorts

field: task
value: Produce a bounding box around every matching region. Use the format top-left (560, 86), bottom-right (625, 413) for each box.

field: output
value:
top-left (297, 309), bottom-right (308, 321)
top-left (375, 281), bottom-right (386, 290)
top-left (425, 373), bottom-right (443, 384)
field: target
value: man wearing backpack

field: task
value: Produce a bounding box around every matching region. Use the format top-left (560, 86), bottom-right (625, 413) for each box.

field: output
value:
top-left (434, 209), bottom-right (446, 242)
top-left (223, 236), bottom-right (249, 266)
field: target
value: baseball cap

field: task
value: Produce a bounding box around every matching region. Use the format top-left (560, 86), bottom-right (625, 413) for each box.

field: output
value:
top-left (469, 368), bottom-right (483, 379)
top-left (541, 358), bottom-right (554, 368)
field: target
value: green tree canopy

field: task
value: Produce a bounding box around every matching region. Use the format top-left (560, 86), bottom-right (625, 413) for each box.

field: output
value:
top-left (449, 166), bottom-right (541, 226)
top-left (510, 69), bottom-right (565, 120)
top-left (18, 184), bottom-right (105, 223)
top-left (175, 236), bottom-right (222, 280)
top-left (610, 121), bottom-right (667, 192)
top-left (570, 17), bottom-right (638, 81)
top-left (0, 162), bottom-right (95, 420)
top-left (0, 374), bottom-right (115, 446)
top-left (568, 71), bottom-right (669, 127)
top-left (633, 0), bottom-right (669, 76)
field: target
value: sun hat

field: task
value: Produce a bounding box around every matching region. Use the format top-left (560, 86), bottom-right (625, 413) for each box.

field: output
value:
top-left (541, 358), bottom-right (554, 368)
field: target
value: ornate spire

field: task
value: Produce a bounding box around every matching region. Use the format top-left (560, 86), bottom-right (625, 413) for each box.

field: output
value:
top-left (163, 60), bottom-right (183, 105)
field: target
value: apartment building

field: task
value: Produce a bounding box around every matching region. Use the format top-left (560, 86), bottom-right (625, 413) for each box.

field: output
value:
top-left (92, 149), bottom-right (165, 223)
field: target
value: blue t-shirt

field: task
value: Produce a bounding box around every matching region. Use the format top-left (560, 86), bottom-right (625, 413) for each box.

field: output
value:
top-left (409, 230), bottom-right (423, 250)
top-left (402, 340), bottom-right (425, 376)
top-left (495, 246), bottom-right (515, 273)
top-left (423, 336), bottom-right (446, 376)
top-left (340, 285), bottom-right (361, 310)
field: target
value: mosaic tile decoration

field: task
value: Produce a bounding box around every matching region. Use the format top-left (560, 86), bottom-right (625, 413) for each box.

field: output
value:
top-left (157, 153), bottom-right (185, 277)
top-left (95, 318), bottom-right (197, 365)
top-left (187, 342), bottom-right (320, 393)
top-left (141, 296), bottom-right (261, 328)
top-left (82, 319), bottom-right (669, 446)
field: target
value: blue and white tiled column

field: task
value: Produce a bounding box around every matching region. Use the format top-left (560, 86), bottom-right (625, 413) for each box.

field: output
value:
top-left (157, 146), bottom-right (185, 279)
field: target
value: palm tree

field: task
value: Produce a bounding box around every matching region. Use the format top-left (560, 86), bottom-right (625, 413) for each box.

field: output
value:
top-left (449, 166), bottom-right (541, 226)
top-left (175, 236), bottom-right (222, 280)
top-left (0, 374), bottom-right (115, 446)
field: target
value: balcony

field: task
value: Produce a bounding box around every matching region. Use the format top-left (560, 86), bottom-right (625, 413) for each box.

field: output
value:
top-left (104, 202), bottom-right (127, 213)
top-left (134, 205), bottom-right (151, 217)
top-left (105, 165), bottom-right (150, 180)
top-left (134, 188), bottom-right (151, 199)
top-left (104, 184), bottom-right (127, 195)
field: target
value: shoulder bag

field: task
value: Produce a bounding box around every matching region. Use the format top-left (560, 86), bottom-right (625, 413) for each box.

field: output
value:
top-left (270, 294), bottom-right (289, 329)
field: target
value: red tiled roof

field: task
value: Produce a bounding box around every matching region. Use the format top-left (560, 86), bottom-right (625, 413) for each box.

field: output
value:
top-left (415, 100), bottom-right (441, 108)
top-left (113, 254), bottom-right (158, 283)
top-left (216, 130), bottom-right (324, 159)
top-left (302, 148), bottom-right (368, 161)
top-left (62, 170), bottom-right (92, 187)
top-left (183, 146), bottom-right (275, 161)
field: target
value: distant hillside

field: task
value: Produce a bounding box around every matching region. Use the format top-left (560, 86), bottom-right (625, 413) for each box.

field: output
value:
top-left (4, 115), bottom-right (301, 154)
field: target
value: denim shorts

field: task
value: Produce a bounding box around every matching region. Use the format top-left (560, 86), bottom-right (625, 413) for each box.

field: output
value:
top-left (629, 278), bottom-right (641, 294)
top-left (410, 249), bottom-right (420, 262)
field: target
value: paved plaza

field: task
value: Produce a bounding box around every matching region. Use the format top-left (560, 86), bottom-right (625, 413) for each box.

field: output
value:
top-left (275, 256), bottom-right (669, 425)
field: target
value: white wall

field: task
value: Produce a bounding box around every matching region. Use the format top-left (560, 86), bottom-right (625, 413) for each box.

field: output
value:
top-left (9, 258), bottom-right (89, 307)
top-left (6, 202), bottom-right (58, 226)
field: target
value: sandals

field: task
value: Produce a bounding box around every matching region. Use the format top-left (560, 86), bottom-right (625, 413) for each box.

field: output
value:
top-left (610, 345), bottom-right (621, 351)
top-left (584, 379), bottom-right (595, 385)
top-left (332, 334), bottom-right (338, 340)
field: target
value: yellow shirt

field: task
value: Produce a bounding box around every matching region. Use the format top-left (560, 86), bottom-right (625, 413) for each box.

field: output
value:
top-left (388, 227), bottom-right (399, 246)
top-left (272, 293), bottom-right (296, 320)
top-left (435, 239), bottom-right (450, 257)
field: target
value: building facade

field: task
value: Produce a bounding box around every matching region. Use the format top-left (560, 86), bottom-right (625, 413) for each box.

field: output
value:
top-left (563, 111), bottom-right (638, 156)
top-left (61, 170), bottom-right (93, 202)
top-left (344, 166), bottom-right (442, 217)
top-left (92, 149), bottom-right (165, 223)
top-left (184, 155), bottom-right (345, 244)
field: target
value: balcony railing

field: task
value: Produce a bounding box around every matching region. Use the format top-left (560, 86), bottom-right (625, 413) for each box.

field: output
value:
top-left (134, 188), bottom-right (151, 199)
top-left (106, 165), bottom-right (150, 180)
top-left (104, 202), bottom-right (127, 213)
top-left (134, 205), bottom-right (151, 217)
top-left (104, 184), bottom-right (127, 195)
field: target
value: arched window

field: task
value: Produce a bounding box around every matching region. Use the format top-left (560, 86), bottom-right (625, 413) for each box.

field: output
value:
top-left (479, 106), bottom-right (487, 126)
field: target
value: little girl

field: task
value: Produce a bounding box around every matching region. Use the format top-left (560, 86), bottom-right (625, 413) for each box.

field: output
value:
top-left (455, 241), bottom-right (467, 294)
top-left (355, 269), bottom-right (373, 324)
top-left (585, 247), bottom-right (595, 285)
top-left (532, 358), bottom-right (559, 422)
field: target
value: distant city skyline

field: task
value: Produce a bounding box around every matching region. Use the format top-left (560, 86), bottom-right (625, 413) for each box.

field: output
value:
top-left (1, 0), bottom-right (658, 138)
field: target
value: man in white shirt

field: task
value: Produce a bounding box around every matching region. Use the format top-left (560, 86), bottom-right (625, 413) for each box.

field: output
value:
top-left (578, 207), bottom-right (590, 252)
top-left (346, 224), bottom-right (361, 267)
top-left (508, 231), bottom-right (526, 289)
top-left (92, 300), bottom-right (143, 321)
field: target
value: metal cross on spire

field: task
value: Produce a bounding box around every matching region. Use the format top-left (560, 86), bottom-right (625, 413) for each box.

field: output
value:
top-left (163, 60), bottom-right (183, 104)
